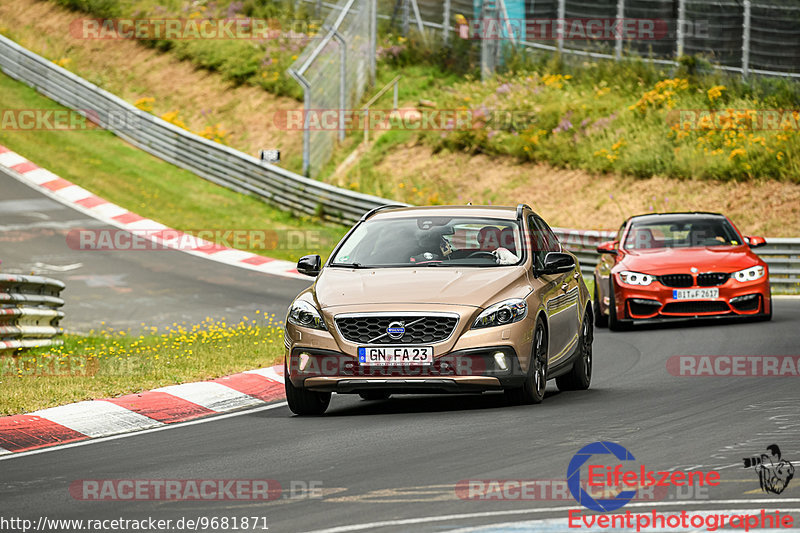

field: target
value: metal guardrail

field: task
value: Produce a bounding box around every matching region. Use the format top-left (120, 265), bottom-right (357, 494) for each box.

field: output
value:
top-left (553, 229), bottom-right (800, 289)
top-left (0, 274), bottom-right (65, 353)
top-left (1, 34), bottom-right (798, 288)
top-left (0, 35), bottom-right (394, 226)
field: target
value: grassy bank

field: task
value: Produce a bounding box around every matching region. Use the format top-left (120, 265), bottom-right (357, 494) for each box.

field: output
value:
top-left (0, 72), bottom-right (348, 262)
top-left (427, 58), bottom-right (800, 183)
top-left (47, 0), bottom-right (311, 99)
top-left (0, 314), bottom-right (284, 415)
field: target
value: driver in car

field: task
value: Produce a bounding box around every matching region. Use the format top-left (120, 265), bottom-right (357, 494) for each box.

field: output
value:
top-left (410, 229), bottom-right (451, 263)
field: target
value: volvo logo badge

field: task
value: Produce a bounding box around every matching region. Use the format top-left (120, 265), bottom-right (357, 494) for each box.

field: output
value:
top-left (387, 321), bottom-right (405, 340)
top-left (690, 267), bottom-right (699, 273)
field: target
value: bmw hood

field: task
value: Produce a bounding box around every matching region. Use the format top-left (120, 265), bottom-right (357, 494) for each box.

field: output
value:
top-left (619, 245), bottom-right (762, 274)
top-left (313, 266), bottom-right (530, 309)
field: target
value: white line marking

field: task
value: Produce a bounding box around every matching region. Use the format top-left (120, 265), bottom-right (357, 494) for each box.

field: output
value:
top-left (23, 168), bottom-right (61, 185)
top-left (32, 262), bottom-right (83, 272)
top-left (303, 500), bottom-right (800, 533)
top-left (0, 402), bottom-right (288, 462)
top-left (88, 203), bottom-right (128, 219)
top-left (202, 249), bottom-right (258, 262)
top-left (53, 185), bottom-right (93, 202)
top-left (153, 382), bottom-right (263, 412)
top-left (31, 400), bottom-right (163, 438)
top-left (125, 219), bottom-right (167, 231)
top-left (246, 367), bottom-right (285, 384)
top-left (0, 152), bottom-right (27, 167)
top-left (0, 446), bottom-right (11, 456)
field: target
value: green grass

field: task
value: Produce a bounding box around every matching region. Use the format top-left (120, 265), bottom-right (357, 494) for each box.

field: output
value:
top-left (0, 72), bottom-right (347, 262)
top-left (0, 314), bottom-right (284, 415)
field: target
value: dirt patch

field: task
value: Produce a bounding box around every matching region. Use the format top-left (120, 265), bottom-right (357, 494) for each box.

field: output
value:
top-left (371, 144), bottom-right (800, 236)
top-left (0, 0), bottom-right (302, 159)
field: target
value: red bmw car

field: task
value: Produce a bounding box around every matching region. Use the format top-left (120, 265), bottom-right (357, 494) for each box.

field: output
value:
top-left (593, 212), bottom-right (771, 330)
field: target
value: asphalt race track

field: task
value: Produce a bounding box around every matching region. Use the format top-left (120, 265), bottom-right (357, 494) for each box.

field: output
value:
top-left (0, 169), bottom-right (311, 331)
top-left (2, 304), bottom-right (799, 530)
top-left (2, 168), bottom-right (800, 532)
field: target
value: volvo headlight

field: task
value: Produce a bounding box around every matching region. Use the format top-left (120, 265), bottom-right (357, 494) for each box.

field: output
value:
top-left (287, 300), bottom-right (327, 330)
top-left (619, 271), bottom-right (654, 286)
top-left (473, 299), bottom-right (527, 329)
top-left (733, 265), bottom-right (765, 282)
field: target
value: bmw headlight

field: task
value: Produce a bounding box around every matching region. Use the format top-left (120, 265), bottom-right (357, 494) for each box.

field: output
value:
top-left (733, 265), bottom-right (765, 282)
top-left (619, 271), bottom-right (654, 286)
top-left (287, 300), bottom-right (327, 330)
top-left (473, 299), bottom-right (527, 329)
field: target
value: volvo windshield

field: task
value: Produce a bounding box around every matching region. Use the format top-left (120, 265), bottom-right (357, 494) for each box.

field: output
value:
top-left (330, 216), bottom-right (524, 268)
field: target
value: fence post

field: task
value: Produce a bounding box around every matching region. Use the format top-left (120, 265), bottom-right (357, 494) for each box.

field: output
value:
top-left (557, 0), bottom-right (565, 54)
top-left (676, 0), bottom-right (685, 58)
top-left (615, 0), bottom-right (625, 60)
top-left (316, 0), bottom-right (322, 18)
top-left (741, 0), bottom-right (751, 79)
top-left (480, 0), bottom-right (496, 80)
top-left (409, 0), bottom-right (428, 44)
top-left (443, 0), bottom-right (451, 44)
top-left (332, 31), bottom-right (347, 142)
top-left (288, 68), bottom-right (311, 176)
top-left (402, 0), bottom-right (410, 37)
top-left (369, 0), bottom-right (377, 83)
top-left (302, 89), bottom-right (311, 175)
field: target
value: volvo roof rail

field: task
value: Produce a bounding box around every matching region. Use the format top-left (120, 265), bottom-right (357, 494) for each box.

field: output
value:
top-left (360, 204), bottom-right (406, 221)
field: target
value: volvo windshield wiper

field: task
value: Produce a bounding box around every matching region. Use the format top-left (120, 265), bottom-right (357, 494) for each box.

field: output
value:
top-left (332, 262), bottom-right (365, 268)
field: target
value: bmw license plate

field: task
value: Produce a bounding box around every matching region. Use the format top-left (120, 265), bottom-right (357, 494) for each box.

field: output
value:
top-left (673, 288), bottom-right (719, 300)
top-left (358, 346), bottom-right (433, 366)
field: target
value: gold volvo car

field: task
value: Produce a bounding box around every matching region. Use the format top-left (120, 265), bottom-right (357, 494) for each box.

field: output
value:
top-left (283, 204), bottom-right (594, 415)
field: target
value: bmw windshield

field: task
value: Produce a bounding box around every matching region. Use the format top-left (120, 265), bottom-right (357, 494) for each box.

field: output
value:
top-left (624, 217), bottom-right (742, 250)
top-left (330, 216), bottom-right (525, 268)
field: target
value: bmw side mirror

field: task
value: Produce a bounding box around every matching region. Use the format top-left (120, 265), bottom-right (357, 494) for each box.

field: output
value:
top-left (745, 235), bottom-right (767, 248)
top-left (297, 254), bottom-right (321, 277)
top-left (541, 252), bottom-right (575, 275)
top-left (596, 240), bottom-right (618, 255)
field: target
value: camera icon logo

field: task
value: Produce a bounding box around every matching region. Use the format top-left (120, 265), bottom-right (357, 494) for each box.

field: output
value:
top-left (743, 444), bottom-right (795, 495)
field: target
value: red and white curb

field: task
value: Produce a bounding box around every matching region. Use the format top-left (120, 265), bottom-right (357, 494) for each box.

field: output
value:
top-left (0, 365), bottom-right (285, 455)
top-left (0, 144), bottom-right (307, 280)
